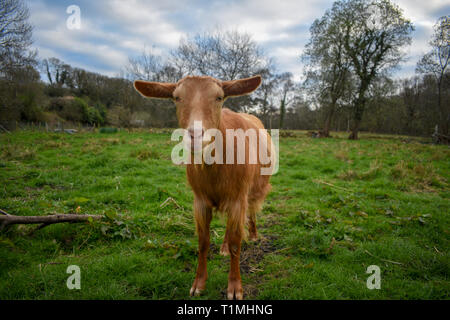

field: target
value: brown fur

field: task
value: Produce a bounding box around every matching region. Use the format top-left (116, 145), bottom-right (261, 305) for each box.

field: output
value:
top-left (134, 75), bottom-right (274, 300)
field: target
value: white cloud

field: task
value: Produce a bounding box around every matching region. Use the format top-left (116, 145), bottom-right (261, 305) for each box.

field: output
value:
top-left (28, 1), bottom-right (134, 72)
top-left (27, 0), bottom-right (448, 80)
top-left (103, 0), bottom-right (184, 47)
top-left (394, 0), bottom-right (447, 22)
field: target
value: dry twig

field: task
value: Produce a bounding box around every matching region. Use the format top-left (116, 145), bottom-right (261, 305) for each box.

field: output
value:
top-left (160, 197), bottom-right (183, 210)
top-left (364, 249), bottom-right (403, 265)
top-left (313, 179), bottom-right (353, 192)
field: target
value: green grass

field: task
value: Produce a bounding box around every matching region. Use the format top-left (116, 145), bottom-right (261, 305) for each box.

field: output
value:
top-left (0, 129), bottom-right (449, 299)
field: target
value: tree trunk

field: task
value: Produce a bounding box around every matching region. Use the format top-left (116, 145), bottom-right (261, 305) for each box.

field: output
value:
top-left (348, 83), bottom-right (368, 140)
top-left (322, 100), bottom-right (337, 137)
top-left (322, 114), bottom-right (332, 137)
top-left (269, 112), bottom-right (272, 131)
top-left (279, 100), bottom-right (286, 130)
top-left (437, 75), bottom-right (449, 136)
top-left (348, 119), bottom-right (360, 140)
top-left (348, 100), bottom-right (364, 140)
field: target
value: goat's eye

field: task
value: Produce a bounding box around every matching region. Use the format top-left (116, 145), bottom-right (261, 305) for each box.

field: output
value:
top-left (216, 96), bottom-right (223, 102)
top-left (174, 96), bottom-right (180, 102)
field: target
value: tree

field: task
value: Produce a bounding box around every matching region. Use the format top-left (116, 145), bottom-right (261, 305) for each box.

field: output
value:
top-left (0, 0), bottom-right (41, 128)
top-left (171, 30), bottom-right (271, 112)
top-left (302, 8), bottom-right (352, 137)
top-left (286, 97), bottom-right (320, 130)
top-left (171, 30), bottom-right (268, 80)
top-left (275, 72), bottom-right (296, 129)
top-left (252, 67), bottom-right (277, 127)
top-left (41, 57), bottom-right (72, 87)
top-left (362, 75), bottom-right (398, 133)
top-left (0, 0), bottom-right (33, 74)
top-left (125, 47), bottom-right (179, 82)
top-left (324, 0), bottom-right (413, 139)
top-left (400, 76), bottom-right (421, 135)
top-left (416, 16), bottom-right (450, 136)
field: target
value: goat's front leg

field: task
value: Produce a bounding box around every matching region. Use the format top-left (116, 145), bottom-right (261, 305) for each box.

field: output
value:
top-left (190, 197), bottom-right (212, 297)
top-left (226, 199), bottom-right (246, 300)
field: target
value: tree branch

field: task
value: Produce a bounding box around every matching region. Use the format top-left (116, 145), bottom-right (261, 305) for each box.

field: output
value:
top-left (0, 212), bottom-right (103, 231)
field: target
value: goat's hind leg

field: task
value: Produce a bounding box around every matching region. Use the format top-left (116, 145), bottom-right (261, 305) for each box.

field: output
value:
top-left (247, 199), bottom-right (263, 241)
top-left (222, 198), bottom-right (260, 256)
top-left (220, 231), bottom-right (230, 256)
top-left (225, 200), bottom-right (246, 300)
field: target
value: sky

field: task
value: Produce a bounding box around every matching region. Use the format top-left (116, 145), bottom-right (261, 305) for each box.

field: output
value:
top-left (27, 0), bottom-right (450, 81)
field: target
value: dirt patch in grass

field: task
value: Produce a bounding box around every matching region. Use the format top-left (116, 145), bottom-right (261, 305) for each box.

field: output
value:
top-left (240, 234), bottom-right (280, 275)
top-left (217, 234), bottom-right (280, 299)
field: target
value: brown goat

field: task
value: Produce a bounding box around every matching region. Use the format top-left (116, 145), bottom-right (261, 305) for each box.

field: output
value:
top-left (134, 75), bottom-right (275, 300)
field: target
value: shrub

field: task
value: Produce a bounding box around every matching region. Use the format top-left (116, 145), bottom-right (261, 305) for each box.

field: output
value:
top-left (99, 127), bottom-right (118, 134)
top-left (49, 96), bottom-right (104, 125)
top-left (56, 97), bottom-right (84, 122)
top-left (93, 102), bottom-right (107, 121)
top-left (85, 104), bottom-right (104, 125)
top-left (107, 106), bottom-right (132, 127)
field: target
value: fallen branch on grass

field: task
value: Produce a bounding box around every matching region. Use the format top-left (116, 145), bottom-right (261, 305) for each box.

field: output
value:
top-left (0, 211), bottom-right (103, 231)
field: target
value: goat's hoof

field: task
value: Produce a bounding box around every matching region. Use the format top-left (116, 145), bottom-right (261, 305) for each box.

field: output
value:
top-left (227, 281), bottom-right (243, 300)
top-left (220, 242), bottom-right (230, 256)
top-left (249, 234), bottom-right (258, 242)
top-left (189, 287), bottom-right (203, 297)
top-left (190, 278), bottom-right (206, 297)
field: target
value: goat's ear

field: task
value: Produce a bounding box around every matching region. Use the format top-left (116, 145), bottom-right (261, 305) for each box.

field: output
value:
top-left (134, 80), bottom-right (176, 99)
top-left (222, 75), bottom-right (262, 97)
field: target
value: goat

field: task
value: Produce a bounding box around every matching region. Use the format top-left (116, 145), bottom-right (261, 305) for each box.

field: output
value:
top-left (134, 75), bottom-right (275, 300)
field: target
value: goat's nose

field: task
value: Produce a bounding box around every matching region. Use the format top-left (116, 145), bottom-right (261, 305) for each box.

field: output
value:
top-left (188, 127), bottom-right (204, 139)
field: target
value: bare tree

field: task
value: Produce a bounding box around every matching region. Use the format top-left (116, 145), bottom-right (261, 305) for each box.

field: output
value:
top-left (252, 67), bottom-right (277, 127)
top-left (126, 47), bottom-right (163, 81)
top-left (125, 47), bottom-right (183, 84)
top-left (0, 0), bottom-right (39, 128)
top-left (416, 16), bottom-right (450, 136)
top-left (171, 30), bottom-right (272, 112)
top-left (276, 72), bottom-right (296, 129)
top-left (171, 30), bottom-right (269, 81)
top-left (0, 0), bottom-right (33, 73)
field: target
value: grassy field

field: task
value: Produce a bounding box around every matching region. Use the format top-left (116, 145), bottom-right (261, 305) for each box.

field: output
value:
top-left (0, 129), bottom-right (449, 300)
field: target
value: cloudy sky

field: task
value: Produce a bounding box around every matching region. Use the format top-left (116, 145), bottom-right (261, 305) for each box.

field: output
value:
top-left (27, 0), bottom-right (450, 81)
